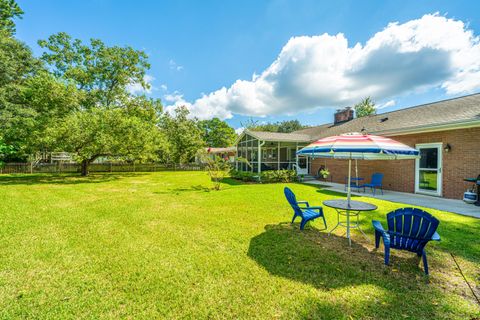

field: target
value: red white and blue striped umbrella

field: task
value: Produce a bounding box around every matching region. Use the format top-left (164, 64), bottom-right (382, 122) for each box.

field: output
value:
top-left (297, 132), bottom-right (420, 160)
top-left (297, 132), bottom-right (419, 206)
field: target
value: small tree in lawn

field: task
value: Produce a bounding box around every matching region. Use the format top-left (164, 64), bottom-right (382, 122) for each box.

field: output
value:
top-left (198, 151), bottom-right (231, 190)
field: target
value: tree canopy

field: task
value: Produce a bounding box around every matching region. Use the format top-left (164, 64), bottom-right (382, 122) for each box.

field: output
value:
top-left (198, 117), bottom-right (237, 147)
top-left (47, 106), bottom-right (163, 175)
top-left (35, 33), bottom-right (165, 175)
top-left (354, 97), bottom-right (376, 118)
top-left (159, 106), bottom-right (205, 164)
top-left (38, 32), bottom-right (151, 108)
top-left (243, 119), bottom-right (308, 133)
top-left (0, 1), bottom-right (42, 159)
top-left (0, 0), bottom-right (23, 36)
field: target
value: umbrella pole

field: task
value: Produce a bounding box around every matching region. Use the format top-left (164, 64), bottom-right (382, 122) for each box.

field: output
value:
top-left (355, 159), bottom-right (358, 180)
top-left (347, 158), bottom-right (351, 245)
top-left (347, 158), bottom-right (352, 205)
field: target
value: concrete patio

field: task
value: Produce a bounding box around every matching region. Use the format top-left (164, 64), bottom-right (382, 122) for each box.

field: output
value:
top-left (304, 180), bottom-right (480, 218)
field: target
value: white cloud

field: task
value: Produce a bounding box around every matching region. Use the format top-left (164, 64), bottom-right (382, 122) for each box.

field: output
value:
top-left (377, 99), bottom-right (396, 109)
top-left (163, 91), bottom-right (184, 103)
top-left (163, 90), bottom-right (232, 120)
top-left (174, 14), bottom-right (480, 120)
top-left (169, 59), bottom-right (184, 71)
top-left (126, 74), bottom-right (155, 95)
top-left (235, 127), bottom-right (245, 135)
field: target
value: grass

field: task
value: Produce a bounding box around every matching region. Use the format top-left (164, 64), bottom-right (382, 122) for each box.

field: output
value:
top-left (0, 171), bottom-right (479, 319)
top-left (419, 171), bottom-right (438, 191)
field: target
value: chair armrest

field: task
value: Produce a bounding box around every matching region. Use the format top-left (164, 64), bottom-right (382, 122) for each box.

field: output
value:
top-left (297, 201), bottom-right (310, 207)
top-left (372, 220), bottom-right (386, 234)
top-left (431, 231), bottom-right (441, 241)
top-left (305, 206), bottom-right (323, 211)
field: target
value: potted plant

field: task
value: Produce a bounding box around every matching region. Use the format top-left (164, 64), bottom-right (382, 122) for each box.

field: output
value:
top-left (320, 168), bottom-right (330, 180)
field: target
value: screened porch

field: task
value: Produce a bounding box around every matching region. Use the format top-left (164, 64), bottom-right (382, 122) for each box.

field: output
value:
top-left (235, 131), bottom-right (311, 174)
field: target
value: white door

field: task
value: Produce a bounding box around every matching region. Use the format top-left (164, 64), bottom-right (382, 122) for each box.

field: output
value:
top-left (415, 143), bottom-right (442, 196)
top-left (296, 156), bottom-right (309, 175)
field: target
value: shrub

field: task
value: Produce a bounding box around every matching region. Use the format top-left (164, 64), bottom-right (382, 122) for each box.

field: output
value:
top-left (230, 169), bottom-right (297, 183)
top-left (260, 169), bottom-right (297, 183)
top-left (230, 169), bottom-right (258, 182)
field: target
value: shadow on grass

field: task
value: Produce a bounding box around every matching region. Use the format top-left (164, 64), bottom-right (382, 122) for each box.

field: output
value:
top-left (246, 223), bottom-right (470, 318)
top-left (154, 185), bottom-right (212, 194)
top-left (220, 178), bottom-right (247, 186)
top-left (0, 173), bottom-right (146, 186)
top-left (248, 223), bottom-right (430, 290)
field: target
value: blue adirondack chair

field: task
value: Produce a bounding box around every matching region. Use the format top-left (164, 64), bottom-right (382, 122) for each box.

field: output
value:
top-left (361, 173), bottom-right (384, 195)
top-left (284, 187), bottom-right (327, 230)
top-left (372, 208), bottom-right (441, 275)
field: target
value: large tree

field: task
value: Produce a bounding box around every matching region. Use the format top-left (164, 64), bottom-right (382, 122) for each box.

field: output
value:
top-left (0, 0), bottom-right (43, 160)
top-left (38, 32), bottom-right (164, 175)
top-left (198, 117), bottom-right (236, 147)
top-left (159, 106), bottom-right (204, 164)
top-left (47, 107), bottom-right (163, 176)
top-left (38, 32), bottom-right (150, 109)
top-left (13, 72), bottom-right (81, 158)
top-left (354, 97), bottom-right (376, 118)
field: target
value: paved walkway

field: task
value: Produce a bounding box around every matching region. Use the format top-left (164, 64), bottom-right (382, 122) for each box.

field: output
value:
top-left (304, 180), bottom-right (480, 218)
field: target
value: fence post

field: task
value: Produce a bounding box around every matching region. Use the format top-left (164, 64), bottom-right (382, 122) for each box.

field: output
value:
top-left (110, 162), bottom-right (113, 173)
top-left (30, 162), bottom-right (33, 174)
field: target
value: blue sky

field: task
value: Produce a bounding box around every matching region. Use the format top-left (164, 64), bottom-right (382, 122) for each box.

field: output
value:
top-left (16, 0), bottom-right (480, 130)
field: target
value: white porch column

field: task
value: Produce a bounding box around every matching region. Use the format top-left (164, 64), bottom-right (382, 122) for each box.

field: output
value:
top-left (257, 140), bottom-right (265, 174)
top-left (257, 141), bottom-right (261, 174)
top-left (235, 145), bottom-right (238, 170)
top-left (277, 142), bottom-right (280, 170)
top-left (295, 143), bottom-right (298, 168)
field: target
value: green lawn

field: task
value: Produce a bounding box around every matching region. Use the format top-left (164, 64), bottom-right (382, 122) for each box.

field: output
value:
top-left (0, 172), bottom-right (478, 319)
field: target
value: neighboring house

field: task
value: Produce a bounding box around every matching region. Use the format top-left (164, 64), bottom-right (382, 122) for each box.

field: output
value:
top-left (235, 93), bottom-right (480, 200)
top-left (198, 147), bottom-right (237, 163)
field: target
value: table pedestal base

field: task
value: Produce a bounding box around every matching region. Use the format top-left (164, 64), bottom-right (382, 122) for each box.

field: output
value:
top-left (328, 208), bottom-right (369, 246)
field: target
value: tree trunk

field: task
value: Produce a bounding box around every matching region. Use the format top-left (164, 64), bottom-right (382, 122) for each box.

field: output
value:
top-left (81, 160), bottom-right (89, 176)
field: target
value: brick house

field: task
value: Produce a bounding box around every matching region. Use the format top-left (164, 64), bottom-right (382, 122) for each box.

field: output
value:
top-left (235, 93), bottom-right (480, 200)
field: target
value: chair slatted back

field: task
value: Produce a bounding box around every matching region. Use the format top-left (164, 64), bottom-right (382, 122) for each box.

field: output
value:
top-left (284, 187), bottom-right (304, 218)
top-left (371, 173), bottom-right (384, 186)
top-left (386, 208), bottom-right (439, 252)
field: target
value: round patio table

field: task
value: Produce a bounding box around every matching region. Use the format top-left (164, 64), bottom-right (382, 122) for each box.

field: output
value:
top-left (323, 199), bottom-right (377, 246)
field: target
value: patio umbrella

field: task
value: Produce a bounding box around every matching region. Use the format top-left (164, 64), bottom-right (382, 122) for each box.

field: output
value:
top-left (297, 132), bottom-right (420, 206)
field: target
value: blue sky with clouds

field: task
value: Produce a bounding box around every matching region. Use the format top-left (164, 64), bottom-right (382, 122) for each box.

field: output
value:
top-left (16, 0), bottom-right (480, 130)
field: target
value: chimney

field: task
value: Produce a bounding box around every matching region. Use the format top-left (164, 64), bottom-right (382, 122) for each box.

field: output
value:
top-left (334, 107), bottom-right (354, 124)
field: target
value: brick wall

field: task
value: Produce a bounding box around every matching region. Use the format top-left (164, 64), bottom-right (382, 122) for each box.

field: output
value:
top-left (310, 127), bottom-right (480, 200)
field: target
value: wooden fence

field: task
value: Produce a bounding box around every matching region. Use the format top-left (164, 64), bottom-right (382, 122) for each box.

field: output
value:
top-left (0, 163), bottom-right (205, 174)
